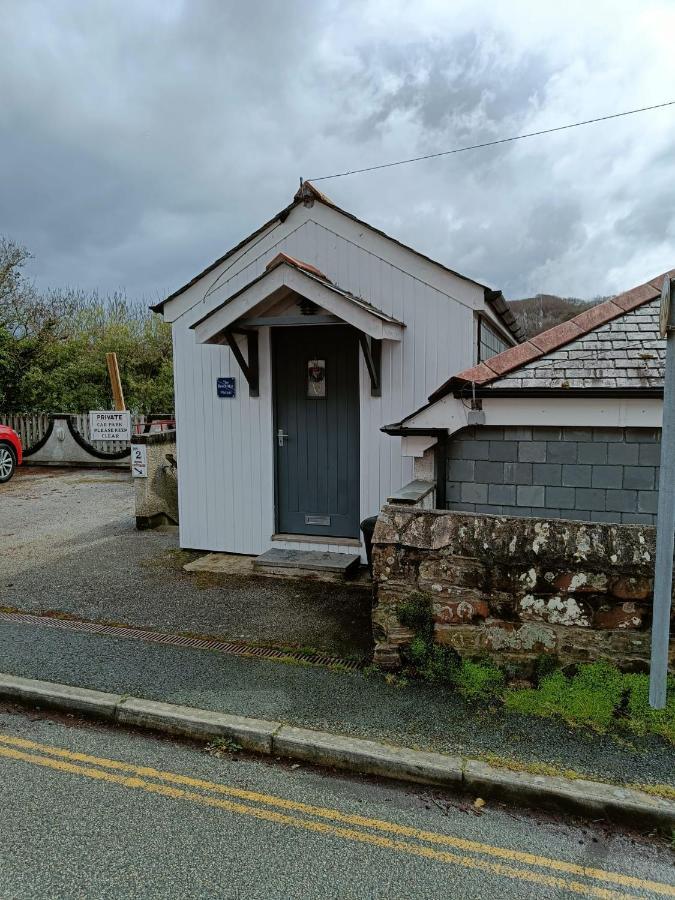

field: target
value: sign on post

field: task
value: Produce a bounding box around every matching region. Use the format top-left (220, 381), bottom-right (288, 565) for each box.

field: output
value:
top-left (89, 410), bottom-right (131, 442)
top-left (130, 443), bottom-right (148, 478)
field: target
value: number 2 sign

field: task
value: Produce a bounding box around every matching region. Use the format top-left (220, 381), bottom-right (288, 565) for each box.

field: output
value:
top-left (131, 444), bottom-right (148, 478)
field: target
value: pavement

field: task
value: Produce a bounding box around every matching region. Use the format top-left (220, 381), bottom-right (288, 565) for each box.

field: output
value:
top-left (0, 620), bottom-right (673, 794)
top-left (1, 705), bottom-right (673, 899)
top-left (0, 467), bottom-right (372, 657)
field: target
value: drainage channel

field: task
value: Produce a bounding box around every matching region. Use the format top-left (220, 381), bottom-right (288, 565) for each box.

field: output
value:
top-left (0, 611), bottom-right (365, 672)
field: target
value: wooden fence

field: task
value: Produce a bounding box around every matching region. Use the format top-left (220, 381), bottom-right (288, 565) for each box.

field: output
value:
top-left (0, 413), bottom-right (169, 454)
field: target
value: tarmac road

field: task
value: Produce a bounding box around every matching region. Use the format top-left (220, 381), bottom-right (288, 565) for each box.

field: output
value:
top-left (0, 705), bottom-right (672, 900)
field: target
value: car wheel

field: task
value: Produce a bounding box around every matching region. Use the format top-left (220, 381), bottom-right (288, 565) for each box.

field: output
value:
top-left (0, 443), bottom-right (16, 482)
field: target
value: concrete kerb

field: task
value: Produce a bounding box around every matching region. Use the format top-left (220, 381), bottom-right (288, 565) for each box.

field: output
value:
top-left (0, 673), bottom-right (122, 720)
top-left (0, 673), bottom-right (672, 831)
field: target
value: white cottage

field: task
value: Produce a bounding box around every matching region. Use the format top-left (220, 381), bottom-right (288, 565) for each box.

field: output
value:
top-left (152, 182), bottom-right (522, 563)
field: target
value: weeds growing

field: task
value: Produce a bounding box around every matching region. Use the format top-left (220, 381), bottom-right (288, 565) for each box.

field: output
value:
top-left (505, 662), bottom-right (675, 743)
top-left (396, 597), bottom-right (675, 743)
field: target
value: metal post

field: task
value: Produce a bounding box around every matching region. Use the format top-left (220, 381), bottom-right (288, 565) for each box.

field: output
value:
top-left (650, 276), bottom-right (675, 708)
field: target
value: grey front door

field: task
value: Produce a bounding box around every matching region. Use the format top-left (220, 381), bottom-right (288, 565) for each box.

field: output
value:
top-left (273, 325), bottom-right (360, 538)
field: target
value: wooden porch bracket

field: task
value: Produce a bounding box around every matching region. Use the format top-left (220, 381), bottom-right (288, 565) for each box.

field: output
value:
top-left (358, 334), bottom-right (382, 397)
top-left (224, 328), bottom-right (259, 397)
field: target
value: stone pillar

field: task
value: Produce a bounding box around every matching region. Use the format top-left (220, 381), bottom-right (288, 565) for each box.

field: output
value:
top-left (132, 430), bottom-right (178, 529)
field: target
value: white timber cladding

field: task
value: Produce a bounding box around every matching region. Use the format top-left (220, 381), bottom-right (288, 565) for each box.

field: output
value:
top-left (168, 198), bottom-right (498, 556)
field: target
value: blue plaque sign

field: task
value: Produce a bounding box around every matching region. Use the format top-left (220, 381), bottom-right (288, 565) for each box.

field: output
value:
top-left (217, 377), bottom-right (236, 398)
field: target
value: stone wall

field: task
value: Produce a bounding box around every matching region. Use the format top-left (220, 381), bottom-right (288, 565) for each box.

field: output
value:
top-left (133, 431), bottom-right (178, 528)
top-left (446, 426), bottom-right (661, 525)
top-left (371, 505), bottom-right (674, 673)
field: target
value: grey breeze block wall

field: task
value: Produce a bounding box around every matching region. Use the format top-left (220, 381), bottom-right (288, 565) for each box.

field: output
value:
top-left (446, 426), bottom-right (661, 526)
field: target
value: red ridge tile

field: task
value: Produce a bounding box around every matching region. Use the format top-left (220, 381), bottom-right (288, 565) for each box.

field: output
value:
top-left (452, 362), bottom-right (498, 385)
top-left (612, 281), bottom-right (659, 312)
top-left (482, 341), bottom-right (542, 376)
top-left (570, 299), bottom-right (623, 332)
top-left (529, 319), bottom-right (584, 354)
top-left (265, 252), bottom-right (329, 281)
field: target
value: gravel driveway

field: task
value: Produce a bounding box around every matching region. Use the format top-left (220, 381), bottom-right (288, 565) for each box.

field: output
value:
top-left (0, 467), bottom-right (372, 657)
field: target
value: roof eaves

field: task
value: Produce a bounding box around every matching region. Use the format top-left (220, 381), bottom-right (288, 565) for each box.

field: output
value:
top-left (189, 258), bottom-right (404, 330)
top-left (484, 289), bottom-right (525, 342)
top-left (154, 179), bottom-right (518, 333)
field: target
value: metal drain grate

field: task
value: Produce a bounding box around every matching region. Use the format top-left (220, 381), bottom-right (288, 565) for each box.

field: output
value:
top-left (0, 611), bottom-right (365, 672)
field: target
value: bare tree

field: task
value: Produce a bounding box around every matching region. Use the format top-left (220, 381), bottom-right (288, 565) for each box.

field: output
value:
top-left (0, 237), bottom-right (85, 341)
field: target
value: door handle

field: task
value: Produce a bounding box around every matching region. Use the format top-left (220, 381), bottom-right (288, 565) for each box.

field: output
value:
top-left (277, 428), bottom-right (289, 447)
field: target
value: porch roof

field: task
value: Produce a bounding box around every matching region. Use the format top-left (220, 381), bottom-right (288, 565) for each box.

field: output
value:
top-left (190, 254), bottom-right (405, 344)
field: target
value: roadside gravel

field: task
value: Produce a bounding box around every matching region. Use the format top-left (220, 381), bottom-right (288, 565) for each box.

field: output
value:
top-left (0, 468), bottom-right (371, 656)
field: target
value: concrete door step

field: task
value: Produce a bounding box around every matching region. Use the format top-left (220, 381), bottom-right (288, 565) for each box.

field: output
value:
top-left (253, 548), bottom-right (361, 579)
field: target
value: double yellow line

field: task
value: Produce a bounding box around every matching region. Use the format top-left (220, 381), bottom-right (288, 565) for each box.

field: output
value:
top-left (0, 733), bottom-right (671, 899)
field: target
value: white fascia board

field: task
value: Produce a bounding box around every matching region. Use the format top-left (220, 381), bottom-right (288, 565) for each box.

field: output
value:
top-left (193, 265), bottom-right (405, 344)
top-left (481, 396), bottom-right (663, 428)
top-left (398, 394), bottom-right (663, 442)
top-left (401, 395), bottom-right (469, 434)
top-left (193, 266), bottom-right (286, 343)
top-left (401, 435), bottom-right (438, 457)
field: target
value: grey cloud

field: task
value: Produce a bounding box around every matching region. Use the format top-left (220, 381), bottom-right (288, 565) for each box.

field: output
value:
top-left (0, 0), bottom-right (673, 304)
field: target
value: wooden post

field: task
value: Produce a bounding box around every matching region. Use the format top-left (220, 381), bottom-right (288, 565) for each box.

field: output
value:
top-left (106, 352), bottom-right (126, 411)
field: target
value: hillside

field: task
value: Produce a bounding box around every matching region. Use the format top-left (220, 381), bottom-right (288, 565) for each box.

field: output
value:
top-left (508, 294), bottom-right (609, 339)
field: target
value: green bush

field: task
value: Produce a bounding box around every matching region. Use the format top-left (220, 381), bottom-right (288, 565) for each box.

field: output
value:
top-left (0, 240), bottom-right (174, 415)
top-left (403, 635), bottom-right (458, 683)
top-left (534, 653), bottom-right (560, 685)
top-left (407, 636), bottom-right (430, 667)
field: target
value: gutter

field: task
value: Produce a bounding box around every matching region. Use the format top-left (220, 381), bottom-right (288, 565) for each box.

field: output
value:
top-left (460, 387), bottom-right (665, 399)
top-left (380, 425), bottom-right (448, 437)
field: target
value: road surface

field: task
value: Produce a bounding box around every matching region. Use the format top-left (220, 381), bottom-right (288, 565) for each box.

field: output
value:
top-left (0, 704), bottom-right (672, 899)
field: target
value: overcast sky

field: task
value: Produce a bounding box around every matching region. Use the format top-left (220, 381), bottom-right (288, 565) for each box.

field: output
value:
top-left (1, 0), bottom-right (674, 304)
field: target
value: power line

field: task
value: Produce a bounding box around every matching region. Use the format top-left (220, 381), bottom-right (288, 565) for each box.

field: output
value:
top-left (308, 100), bottom-right (675, 182)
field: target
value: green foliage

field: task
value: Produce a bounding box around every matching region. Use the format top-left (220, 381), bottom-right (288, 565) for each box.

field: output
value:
top-left (408, 635), bottom-right (431, 667)
top-left (397, 595), bottom-right (434, 644)
top-left (0, 238), bottom-right (173, 414)
top-left (622, 673), bottom-right (675, 743)
top-left (506, 663), bottom-right (675, 743)
top-left (416, 643), bottom-right (460, 684)
top-left (455, 659), bottom-right (505, 702)
top-left (533, 653), bottom-right (560, 685)
top-left (397, 594), bottom-right (503, 700)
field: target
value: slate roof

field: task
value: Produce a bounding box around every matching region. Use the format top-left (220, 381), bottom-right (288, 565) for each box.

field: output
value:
top-left (429, 270), bottom-right (673, 400)
top-left (491, 296), bottom-right (663, 390)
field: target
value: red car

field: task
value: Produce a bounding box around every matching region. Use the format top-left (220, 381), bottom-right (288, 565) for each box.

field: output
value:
top-left (0, 425), bottom-right (22, 483)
